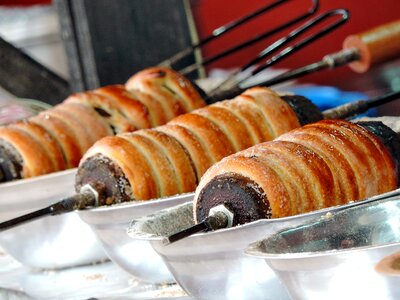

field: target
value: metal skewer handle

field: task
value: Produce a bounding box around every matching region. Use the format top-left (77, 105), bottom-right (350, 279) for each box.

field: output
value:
top-left (323, 90), bottom-right (400, 120)
top-left (164, 204), bottom-right (234, 245)
top-left (207, 8), bottom-right (349, 99)
top-left (164, 184), bottom-right (400, 245)
top-left (258, 19), bottom-right (400, 87)
top-left (0, 185), bottom-right (97, 232)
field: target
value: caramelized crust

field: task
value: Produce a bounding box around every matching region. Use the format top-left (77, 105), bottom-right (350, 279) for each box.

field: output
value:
top-left (0, 127), bottom-right (54, 178)
top-left (126, 69), bottom-right (185, 120)
top-left (194, 120), bottom-right (398, 222)
top-left (65, 91), bottom-right (137, 133)
top-left (309, 122), bottom-right (378, 199)
top-left (126, 67), bottom-right (205, 112)
top-left (240, 147), bottom-right (310, 216)
top-left (193, 106), bottom-right (253, 152)
top-left (10, 121), bottom-right (66, 172)
top-left (257, 141), bottom-right (336, 211)
top-left (135, 129), bottom-right (197, 193)
top-left (196, 154), bottom-right (290, 219)
top-left (123, 89), bottom-right (167, 127)
top-left (56, 102), bottom-right (112, 140)
top-left (214, 99), bottom-right (268, 145)
top-left (95, 85), bottom-right (152, 129)
top-left (242, 87), bottom-right (301, 137)
top-left (77, 87), bottom-right (306, 203)
top-left (0, 67), bottom-right (206, 183)
top-left (121, 132), bottom-right (179, 197)
top-left (282, 125), bottom-right (365, 203)
top-left (356, 120), bottom-right (400, 184)
top-left (324, 120), bottom-right (397, 194)
top-left (80, 136), bottom-right (158, 200)
top-left (168, 113), bottom-right (236, 163)
top-left (156, 124), bottom-right (213, 180)
top-left (44, 107), bottom-right (93, 152)
top-left (277, 130), bottom-right (358, 205)
top-left (233, 95), bottom-right (274, 141)
top-left (127, 78), bottom-right (185, 120)
top-left (31, 112), bottom-right (82, 168)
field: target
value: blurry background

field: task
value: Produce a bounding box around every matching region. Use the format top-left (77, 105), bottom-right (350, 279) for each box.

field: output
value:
top-left (0, 0), bottom-right (399, 113)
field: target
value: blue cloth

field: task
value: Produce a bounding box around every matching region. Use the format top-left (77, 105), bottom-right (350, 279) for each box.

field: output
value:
top-left (287, 86), bottom-right (377, 117)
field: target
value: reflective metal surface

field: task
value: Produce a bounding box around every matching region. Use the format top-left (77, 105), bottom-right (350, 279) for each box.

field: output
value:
top-left (128, 189), bottom-right (400, 300)
top-left (0, 169), bottom-right (107, 269)
top-left (78, 193), bottom-right (195, 283)
top-left (0, 245), bottom-right (190, 300)
top-left (246, 196), bottom-right (400, 300)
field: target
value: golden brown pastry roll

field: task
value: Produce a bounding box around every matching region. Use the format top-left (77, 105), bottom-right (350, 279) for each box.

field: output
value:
top-left (119, 88), bottom-right (167, 127)
top-left (0, 67), bottom-right (207, 183)
top-left (213, 99), bottom-right (267, 145)
top-left (194, 120), bottom-right (398, 224)
top-left (9, 121), bottom-right (66, 172)
top-left (126, 67), bottom-right (205, 113)
top-left (94, 85), bottom-right (152, 130)
top-left (0, 127), bottom-right (55, 178)
top-left (65, 91), bottom-right (137, 133)
top-left (241, 87), bottom-right (301, 138)
top-left (134, 129), bottom-right (197, 193)
top-left (192, 106), bottom-right (254, 152)
top-left (156, 124), bottom-right (214, 181)
top-left (44, 107), bottom-right (94, 152)
top-left (77, 135), bottom-right (158, 203)
top-left (55, 102), bottom-right (113, 141)
top-left (76, 87), bottom-right (306, 205)
top-left (30, 112), bottom-right (82, 168)
top-left (121, 132), bottom-right (181, 197)
top-left (168, 113), bottom-right (236, 163)
top-left (276, 128), bottom-right (358, 205)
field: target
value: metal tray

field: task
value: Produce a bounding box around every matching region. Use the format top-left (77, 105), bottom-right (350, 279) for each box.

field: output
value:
top-left (0, 169), bottom-right (107, 269)
top-left (128, 189), bottom-right (400, 300)
top-left (0, 245), bottom-right (190, 300)
top-left (77, 192), bottom-right (195, 283)
top-left (246, 196), bottom-right (400, 300)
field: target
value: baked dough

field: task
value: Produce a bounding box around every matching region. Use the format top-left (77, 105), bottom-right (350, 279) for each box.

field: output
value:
top-left (194, 120), bottom-right (398, 222)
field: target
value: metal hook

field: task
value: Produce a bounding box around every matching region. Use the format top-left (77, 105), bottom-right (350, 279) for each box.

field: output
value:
top-left (249, 9), bottom-right (350, 79)
top-left (158, 0), bottom-right (319, 70)
top-left (207, 8), bottom-right (349, 101)
top-left (177, 0), bottom-right (319, 75)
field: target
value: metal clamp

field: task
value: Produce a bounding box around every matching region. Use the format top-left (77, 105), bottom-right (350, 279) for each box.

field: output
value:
top-left (209, 204), bottom-right (234, 229)
top-left (79, 184), bottom-right (100, 207)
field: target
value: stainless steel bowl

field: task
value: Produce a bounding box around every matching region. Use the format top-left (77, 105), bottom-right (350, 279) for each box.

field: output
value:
top-left (128, 189), bottom-right (400, 300)
top-left (246, 196), bottom-right (400, 300)
top-left (77, 192), bottom-right (194, 283)
top-left (0, 169), bottom-right (107, 269)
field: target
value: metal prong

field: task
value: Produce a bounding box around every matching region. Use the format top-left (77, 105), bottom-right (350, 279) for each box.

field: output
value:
top-left (323, 90), bottom-right (400, 120)
top-left (209, 8), bottom-right (349, 97)
top-left (0, 189), bottom-right (97, 232)
top-left (163, 210), bottom-right (231, 245)
top-left (163, 221), bottom-right (209, 245)
top-left (160, 0), bottom-right (316, 69)
top-left (0, 206), bottom-right (54, 232)
top-left (178, 0), bottom-right (320, 75)
top-left (257, 48), bottom-right (360, 87)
